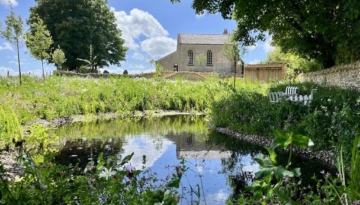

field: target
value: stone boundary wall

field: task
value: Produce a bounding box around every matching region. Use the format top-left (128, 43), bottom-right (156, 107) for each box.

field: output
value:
top-left (53, 70), bottom-right (154, 79)
top-left (297, 61), bottom-right (360, 89)
top-left (164, 71), bottom-right (238, 79)
top-left (53, 70), bottom-right (237, 80)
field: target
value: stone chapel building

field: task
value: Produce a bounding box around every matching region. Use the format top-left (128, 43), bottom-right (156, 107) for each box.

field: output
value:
top-left (156, 30), bottom-right (239, 73)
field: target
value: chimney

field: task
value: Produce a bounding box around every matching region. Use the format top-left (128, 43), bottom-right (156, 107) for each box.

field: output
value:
top-left (223, 29), bottom-right (228, 34)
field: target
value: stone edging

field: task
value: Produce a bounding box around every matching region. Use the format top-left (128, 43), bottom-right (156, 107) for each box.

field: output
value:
top-left (213, 126), bottom-right (335, 166)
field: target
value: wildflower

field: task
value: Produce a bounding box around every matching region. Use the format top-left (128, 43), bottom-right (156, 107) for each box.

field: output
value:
top-left (320, 170), bottom-right (325, 174)
top-left (176, 166), bottom-right (182, 176)
top-left (99, 167), bottom-right (116, 180)
top-left (84, 166), bottom-right (95, 173)
top-left (353, 200), bottom-right (360, 205)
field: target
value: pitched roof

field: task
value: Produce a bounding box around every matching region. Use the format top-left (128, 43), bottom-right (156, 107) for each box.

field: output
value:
top-left (179, 34), bottom-right (230, 45)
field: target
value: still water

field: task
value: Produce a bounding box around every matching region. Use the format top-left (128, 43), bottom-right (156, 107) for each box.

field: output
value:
top-left (51, 116), bottom-right (330, 205)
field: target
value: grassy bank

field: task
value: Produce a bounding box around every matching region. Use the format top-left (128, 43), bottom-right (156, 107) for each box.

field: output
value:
top-left (0, 75), bottom-right (224, 124)
top-left (209, 80), bottom-right (360, 161)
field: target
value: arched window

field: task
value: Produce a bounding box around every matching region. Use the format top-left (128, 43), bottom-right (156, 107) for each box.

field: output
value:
top-left (188, 50), bottom-right (193, 65)
top-left (207, 50), bottom-right (213, 66)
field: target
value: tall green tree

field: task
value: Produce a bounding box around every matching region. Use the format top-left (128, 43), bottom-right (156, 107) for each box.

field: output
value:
top-left (26, 16), bottom-right (53, 78)
top-left (0, 2), bottom-right (25, 85)
top-left (171, 0), bottom-right (360, 68)
top-left (264, 47), bottom-right (322, 80)
top-left (28, 0), bottom-right (127, 71)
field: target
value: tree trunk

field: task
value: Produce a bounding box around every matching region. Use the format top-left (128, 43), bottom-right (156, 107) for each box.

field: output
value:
top-left (233, 60), bottom-right (236, 87)
top-left (16, 40), bottom-right (22, 86)
top-left (41, 58), bottom-right (45, 79)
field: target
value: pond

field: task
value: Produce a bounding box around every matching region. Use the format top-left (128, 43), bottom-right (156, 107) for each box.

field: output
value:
top-left (51, 115), bottom-right (332, 205)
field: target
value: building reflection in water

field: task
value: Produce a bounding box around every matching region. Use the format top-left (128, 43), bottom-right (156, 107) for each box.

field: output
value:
top-left (165, 132), bottom-right (232, 159)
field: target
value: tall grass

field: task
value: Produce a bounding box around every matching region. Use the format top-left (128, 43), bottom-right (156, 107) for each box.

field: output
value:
top-left (0, 76), bottom-right (229, 124)
top-left (0, 106), bottom-right (23, 147)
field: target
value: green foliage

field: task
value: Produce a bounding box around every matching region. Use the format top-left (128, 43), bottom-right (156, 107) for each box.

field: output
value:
top-left (264, 47), bottom-right (322, 80)
top-left (210, 80), bottom-right (360, 161)
top-left (238, 131), bottom-right (360, 205)
top-left (0, 76), bottom-right (225, 124)
top-left (25, 15), bottom-right (53, 78)
top-left (349, 136), bottom-right (360, 202)
top-left (29, 0), bottom-right (127, 70)
top-left (0, 110), bottom-right (187, 204)
top-left (52, 46), bottom-right (66, 70)
top-left (195, 53), bottom-right (206, 66)
top-left (222, 33), bottom-right (245, 63)
top-left (153, 63), bottom-right (164, 78)
top-left (0, 2), bottom-right (25, 85)
top-left (53, 115), bottom-right (207, 142)
top-left (0, 106), bottom-right (23, 148)
top-left (244, 130), bottom-right (313, 204)
top-left (77, 45), bottom-right (98, 73)
top-left (171, 0), bottom-right (360, 68)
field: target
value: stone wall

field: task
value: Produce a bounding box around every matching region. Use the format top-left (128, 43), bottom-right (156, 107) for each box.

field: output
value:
top-left (53, 70), bottom-right (234, 80)
top-left (178, 44), bottom-right (234, 73)
top-left (53, 70), bottom-right (154, 79)
top-left (297, 61), bottom-right (360, 89)
top-left (157, 44), bottom-right (235, 74)
top-left (156, 51), bottom-right (178, 72)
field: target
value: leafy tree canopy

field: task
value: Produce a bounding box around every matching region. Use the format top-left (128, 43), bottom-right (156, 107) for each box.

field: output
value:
top-left (29, 0), bottom-right (128, 71)
top-left (171, 0), bottom-right (360, 69)
top-left (26, 16), bottom-right (53, 78)
top-left (0, 2), bottom-right (25, 85)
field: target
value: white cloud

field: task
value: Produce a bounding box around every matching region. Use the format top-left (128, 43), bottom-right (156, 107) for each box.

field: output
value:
top-left (195, 11), bottom-right (206, 19)
top-left (248, 59), bottom-right (260, 64)
top-left (112, 8), bottom-right (168, 50)
top-left (141, 37), bottom-right (177, 58)
top-left (119, 135), bottom-right (173, 169)
top-left (205, 189), bottom-right (229, 205)
top-left (0, 42), bottom-right (13, 51)
top-left (131, 52), bottom-right (145, 61)
top-left (9, 60), bottom-right (24, 65)
top-left (129, 64), bottom-right (145, 69)
top-left (131, 69), bottom-right (154, 74)
top-left (263, 37), bottom-right (275, 53)
top-left (0, 0), bottom-right (18, 6)
top-left (0, 66), bottom-right (16, 76)
top-left (247, 44), bottom-right (257, 51)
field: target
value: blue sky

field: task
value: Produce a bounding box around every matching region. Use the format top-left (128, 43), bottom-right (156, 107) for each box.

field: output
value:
top-left (0, 0), bottom-right (274, 75)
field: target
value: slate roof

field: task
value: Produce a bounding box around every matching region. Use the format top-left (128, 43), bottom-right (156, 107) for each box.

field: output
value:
top-left (179, 34), bottom-right (230, 45)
